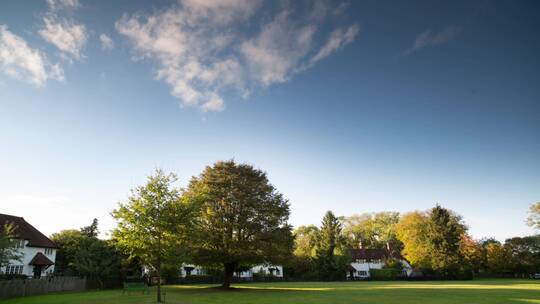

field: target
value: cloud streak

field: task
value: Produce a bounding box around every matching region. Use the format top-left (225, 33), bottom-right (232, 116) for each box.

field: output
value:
top-left (116, 0), bottom-right (358, 112)
top-left (0, 25), bottom-right (63, 87)
top-left (403, 26), bottom-right (462, 56)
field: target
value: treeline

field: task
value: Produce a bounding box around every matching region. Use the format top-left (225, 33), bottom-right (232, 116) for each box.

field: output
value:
top-left (286, 206), bottom-right (540, 280)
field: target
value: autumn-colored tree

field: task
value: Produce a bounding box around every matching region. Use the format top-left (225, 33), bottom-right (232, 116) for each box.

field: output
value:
top-left (395, 211), bottom-right (432, 269)
top-left (527, 202), bottom-right (540, 230)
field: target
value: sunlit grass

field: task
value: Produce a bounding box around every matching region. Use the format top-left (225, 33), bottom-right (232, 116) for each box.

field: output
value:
top-left (3, 279), bottom-right (540, 304)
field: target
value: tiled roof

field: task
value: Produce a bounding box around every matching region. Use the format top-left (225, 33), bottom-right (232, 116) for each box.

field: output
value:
top-left (0, 213), bottom-right (58, 248)
top-left (29, 252), bottom-right (54, 266)
top-left (349, 248), bottom-right (402, 260)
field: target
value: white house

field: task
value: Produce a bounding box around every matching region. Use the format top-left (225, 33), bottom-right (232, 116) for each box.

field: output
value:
top-left (348, 246), bottom-right (413, 279)
top-left (0, 213), bottom-right (58, 278)
top-left (180, 264), bottom-right (283, 280)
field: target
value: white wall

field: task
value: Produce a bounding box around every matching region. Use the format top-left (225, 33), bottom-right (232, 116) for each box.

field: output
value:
top-left (0, 239), bottom-right (56, 277)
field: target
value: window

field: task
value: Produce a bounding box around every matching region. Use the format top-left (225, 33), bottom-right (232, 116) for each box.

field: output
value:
top-left (355, 259), bottom-right (366, 263)
top-left (44, 248), bottom-right (53, 255)
top-left (6, 265), bottom-right (23, 275)
top-left (369, 259), bottom-right (382, 264)
top-left (358, 271), bottom-right (368, 276)
top-left (12, 239), bottom-right (24, 248)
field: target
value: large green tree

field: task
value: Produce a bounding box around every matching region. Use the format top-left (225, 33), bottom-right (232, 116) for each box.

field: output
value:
top-left (0, 223), bottom-right (22, 271)
top-left (112, 169), bottom-right (196, 302)
top-left (427, 205), bottom-right (466, 275)
top-left (184, 160), bottom-right (293, 288)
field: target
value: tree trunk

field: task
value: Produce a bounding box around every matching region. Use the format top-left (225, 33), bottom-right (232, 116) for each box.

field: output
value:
top-left (222, 263), bottom-right (236, 289)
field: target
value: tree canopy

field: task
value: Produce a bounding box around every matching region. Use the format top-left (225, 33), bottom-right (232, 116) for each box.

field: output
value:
top-left (112, 169), bottom-right (196, 302)
top-left (184, 160), bottom-right (293, 288)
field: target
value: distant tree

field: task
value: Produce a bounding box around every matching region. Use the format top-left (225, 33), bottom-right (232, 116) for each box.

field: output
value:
top-left (484, 241), bottom-right (514, 274)
top-left (112, 169), bottom-right (196, 302)
top-left (52, 219), bottom-right (121, 288)
top-left (505, 235), bottom-right (540, 276)
top-left (527, 202), bottom-right (540, 230)
top-left (51, 229), bottom-right (87, 275)
top-left (427, 205), bottom-right (466, 276)
top-left (293, 225), bottom-right (319, 257)
top-left (316, 211), bottom-right (346, 280)
top-left (342, 212), bottom-right (401, 250)
top-left (75, 239), bottom-right (119, 288)
top-left (396, 211), bottom-right (432, 269)
top-left (459, 234), bottom-right (484, 274)
top-left (80, 218), bottom-right (99, 238)
top-left (184, 160), bottom-right (293, 288)
top-left (0, 223), bottom-right (22, 270)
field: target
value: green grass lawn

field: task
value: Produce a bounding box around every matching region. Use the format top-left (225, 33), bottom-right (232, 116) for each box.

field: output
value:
top-left (3, 279), bottom-right (540, 304)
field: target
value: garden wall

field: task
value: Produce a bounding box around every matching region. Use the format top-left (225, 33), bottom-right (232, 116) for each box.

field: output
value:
top-left (0, 276), bottom-right (86, 299)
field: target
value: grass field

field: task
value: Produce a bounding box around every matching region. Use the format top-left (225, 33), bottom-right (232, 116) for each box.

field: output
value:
top-left (2, 279), bottom-right (540, 304)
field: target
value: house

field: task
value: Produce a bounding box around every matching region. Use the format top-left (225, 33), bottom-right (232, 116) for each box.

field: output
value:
top-left (348, 245), bottom-right (413, 279)
top-left (180, 264), bottom-right (284, 280)
top-left (0, 213), bottom-right (58, 278)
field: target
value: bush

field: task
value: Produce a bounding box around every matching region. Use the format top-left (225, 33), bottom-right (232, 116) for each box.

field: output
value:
top-left (0, 274), bottom-right (27, 280)
top-left (371, 269), bottom-right (401, 280)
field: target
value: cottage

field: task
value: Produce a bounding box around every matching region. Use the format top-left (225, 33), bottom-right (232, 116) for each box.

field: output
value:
top-left (0, 213), bottom-right (58, 278)
top-left (348, 246), bottom-right (413, 279)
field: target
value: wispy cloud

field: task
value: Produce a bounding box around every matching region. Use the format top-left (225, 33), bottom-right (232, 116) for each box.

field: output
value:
top-left (99, 33), bottom-right (114, 50)
top-left (39, 16), bottom-right (87, 61)
top-left (46, 0), bottom-right (80, 11)
top-left (0, 25), bottom-right (64, 87)
top-left (309, 24), bottom-right (359, 66)
top-left (403, 26), bottom-right (462, 56)
top-left (116, 0), bottom-right (358, 112)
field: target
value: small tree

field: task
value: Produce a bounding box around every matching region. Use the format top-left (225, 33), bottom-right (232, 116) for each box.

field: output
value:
top-left (185, 160), bottom-right (293, 288)
top-left (0, 223), bottom-right (22, 271)
top-left (112, 169), bottom-right (196, 302)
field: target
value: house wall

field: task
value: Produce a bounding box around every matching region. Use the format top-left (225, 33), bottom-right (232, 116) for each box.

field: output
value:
top-left (350, 261), bottom-right (385, 278)
top-left (0, 240), bottom-right (56, 277)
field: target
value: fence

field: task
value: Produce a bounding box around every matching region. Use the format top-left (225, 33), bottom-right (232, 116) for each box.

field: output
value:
top-left (0, 276), bottom-right (86, 299)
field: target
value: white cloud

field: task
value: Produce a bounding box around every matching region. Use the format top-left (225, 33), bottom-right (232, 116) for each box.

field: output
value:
top-left (0, 25), bottom-right (64, 87)
top-left (39, 16), bottom-right (87, 60)
top-left (46, 0), bottom-right (80, 11)
top-left (404, 26), bottom-right (462, 55)
top-left (116, 0), bottom-right (358, 112)
top-left (99, 33), bottom-right (114, 50)
top-left (240, 11), bottom-right (317, 86)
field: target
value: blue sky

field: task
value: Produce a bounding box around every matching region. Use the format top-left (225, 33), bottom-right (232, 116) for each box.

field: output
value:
top-left (0, 0), bottom-right (538, 241)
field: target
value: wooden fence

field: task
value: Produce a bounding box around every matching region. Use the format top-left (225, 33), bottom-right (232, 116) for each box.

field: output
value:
top-left (0, 276), bottom-right (86, 299)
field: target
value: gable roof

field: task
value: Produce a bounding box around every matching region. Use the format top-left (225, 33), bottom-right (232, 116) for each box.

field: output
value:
top-left (29, 252), bottom-right (55, 266)
top-left (0, 213), bottom-right (58, 248)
